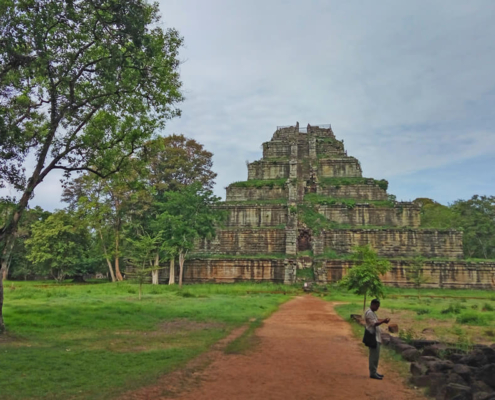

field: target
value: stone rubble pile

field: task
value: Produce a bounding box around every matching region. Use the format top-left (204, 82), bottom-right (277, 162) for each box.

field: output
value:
top-left (351, 314), bottom-right (495, 400)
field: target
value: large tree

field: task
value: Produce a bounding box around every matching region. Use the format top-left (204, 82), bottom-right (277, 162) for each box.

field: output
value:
top-left (0, 0), bottom-right (183, 331)
top-left (158, 183), bottom-right (225, 287)
top-left (25, 210), bottom-right (96, 283)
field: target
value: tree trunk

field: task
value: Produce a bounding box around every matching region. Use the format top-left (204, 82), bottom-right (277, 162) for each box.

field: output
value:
top-left (178, 250), bottom-right (185, 288)
top-left (72, 275), bottom-right (86, 283)
top-left (99, 229), bottom-right (116, 282)
top-left (151, 252), bottom-right (159, 285)
top-left (0, 272), bottom-right (4, 333)
top-left (168, 258), bottom-right (175, 285)
top-left (1, 237), bottom-right (14, 281)
top-left (114, 230), bottom-right (123, 281)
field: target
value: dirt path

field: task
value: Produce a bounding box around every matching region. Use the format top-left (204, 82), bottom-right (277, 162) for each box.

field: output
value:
top-left (126, 296), bottom-right (426, 400)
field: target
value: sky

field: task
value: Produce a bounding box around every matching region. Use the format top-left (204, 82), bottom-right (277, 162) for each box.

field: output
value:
top-left (3, 0), bottom-right (495, 209)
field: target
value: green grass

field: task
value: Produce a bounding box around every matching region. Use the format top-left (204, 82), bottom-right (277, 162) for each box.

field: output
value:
top-left (296, 268), bottom-right (315, 280)
top-left (228, 179), bottom-right (286, 189)
top-left (222, 199), bottom-right (287, 205)
top-left (318, 177), bottom-right (389, 191)
top-left (322, 285), bottom-right (495, 345)
top-left (0, 281), bottom-right (296, 400)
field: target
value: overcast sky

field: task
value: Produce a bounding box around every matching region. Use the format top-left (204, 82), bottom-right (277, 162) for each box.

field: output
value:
top-left (4, 0), bottom-right (495, 210)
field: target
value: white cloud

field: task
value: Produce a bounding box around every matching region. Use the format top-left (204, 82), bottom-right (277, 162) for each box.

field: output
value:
top-left (4, 0), bottom-right (495, 209)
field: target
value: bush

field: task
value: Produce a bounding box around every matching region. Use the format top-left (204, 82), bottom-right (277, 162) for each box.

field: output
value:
top-left (416, 308), bottom-right (430, 315)
top-left (456, 312), bottom-right (488, 326)
top-left (482, 303), bottom-right (494, 312)
top-left (441, 303), bottom-right (465, 315)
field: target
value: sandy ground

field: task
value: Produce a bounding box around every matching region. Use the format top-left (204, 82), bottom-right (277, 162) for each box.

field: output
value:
top-left (123, 296), bottom-right (426, 400)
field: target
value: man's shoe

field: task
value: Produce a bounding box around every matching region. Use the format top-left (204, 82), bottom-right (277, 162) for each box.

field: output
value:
top-left (370, 374), bottom-right (383, 380)
top-left (377, 373), bottom-right (384, 378)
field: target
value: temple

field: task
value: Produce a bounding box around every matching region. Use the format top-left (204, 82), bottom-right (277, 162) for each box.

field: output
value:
top-left (163, 123), bottom-right (494, 288)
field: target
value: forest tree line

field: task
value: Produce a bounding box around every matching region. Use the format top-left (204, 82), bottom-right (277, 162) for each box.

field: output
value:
top-left (0, 134), bottom-right (225, 284)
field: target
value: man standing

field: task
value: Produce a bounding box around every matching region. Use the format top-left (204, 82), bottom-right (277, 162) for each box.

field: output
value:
top-left (364, 299), bottom-right (390, 380)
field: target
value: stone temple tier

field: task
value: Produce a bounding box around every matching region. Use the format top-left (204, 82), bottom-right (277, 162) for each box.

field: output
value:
top-left (161, 123), bottom-right (494, 288)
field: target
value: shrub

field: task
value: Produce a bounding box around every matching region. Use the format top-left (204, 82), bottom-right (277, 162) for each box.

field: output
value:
top-left (416, 308), bottom-right (430, 315)
top-left (441, 303), bottom-right (465, 315)
top-left (482, 303), bottom-right (494, 312)
top-left (456, 312), bottom-right (488, 326)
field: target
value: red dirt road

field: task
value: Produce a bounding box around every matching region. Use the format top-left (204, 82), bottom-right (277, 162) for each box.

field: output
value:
top-left (129, 296), bottom-right (426, 400)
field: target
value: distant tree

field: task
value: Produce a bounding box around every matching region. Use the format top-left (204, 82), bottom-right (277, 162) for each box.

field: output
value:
top-left (415, 198), bottom-right (459, 229)
top-left (63, 160), bottom-right (150, 281)
top-left (0, 0), bottom-right (183, 332)
top-left (451, 195), bottom-right (495, 259)
top-left (25, 211), bottom-right (95, 283)
top-left (340, 245), bottom-right (391, 313)
top-left (126, 232), bottom-right (163, 300)
top-left (158, 183), bottom-right (225, 287)
top-left (143, 135), bottom-right (217, 193)
top-left (406, 256), bottom-right (429, 299)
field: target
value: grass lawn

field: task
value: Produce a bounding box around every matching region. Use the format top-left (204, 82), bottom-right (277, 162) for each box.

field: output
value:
top-left (322, 285), bottom-right (495, 346)
top-left (0, 280), bottom-right (299, 400)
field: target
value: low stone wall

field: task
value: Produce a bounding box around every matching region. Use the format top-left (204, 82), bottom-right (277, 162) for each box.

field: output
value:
top-left (318, 158), bottom-right (362, 178)
top-left (180, 258), bottom-right (287, 283)
top-left (316, 203), bottom-right (420, 227)
top-left (195, 228), bottom-right (286, 255)
top-left (226, 185), bottom-right (287, 202)
top-left (248, 160), bottom-right (290, 180)
top-left (316, 184), bottom-right (387, 201)
top-left (323, 229), bottom-right (463, 258)
top-left (218, 204), bottom-right (288, 227)
top-left (322, 259), bottom-right (495, 289)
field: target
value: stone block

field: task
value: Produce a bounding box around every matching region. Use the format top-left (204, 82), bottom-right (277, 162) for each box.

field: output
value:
top-left (402, 348), bottom-right (421, 362)
top-left (423, 344), bottom-right (448, 358)
top-left (411, 362), bottom-right (428, 376)
top-left (437, 383), bottom-right (472, 400)
top-left (388, 324), bottom-right (399, 333)
top-left (453, 364), bottom-right (474, 382)
top-left (477, 364), bottom-right (495, 389)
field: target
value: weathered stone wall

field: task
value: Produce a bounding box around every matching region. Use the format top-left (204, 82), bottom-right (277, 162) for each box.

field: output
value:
top-left (263, 141), bottom-right (290, 158)
top-left (317, 204), bottom-right (420, 227)
top-left (218, 204), bottom-right (288, 227)
top-left (181, 258), bottom-right (287, 283)
top-left (225, 186), bottom-right (287, 202)
top-left (316, 141), bottom-right (344, 157)
top-left (316, 184), bottom-right (388, 200)
top-left (318, 158), bottom-right (362, 178)
top-left (297, 140), bottom-right (309, 159)
top-left (323, 229), bottom-right (463, 258)
top-left (322, 259), bottom-right (495, 289)
top-left (248, 161), bottom-right (290, 180)
top-left (195, 229), bottom-right (286, 255)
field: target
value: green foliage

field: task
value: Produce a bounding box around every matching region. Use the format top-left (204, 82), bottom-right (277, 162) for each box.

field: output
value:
top-left (229, 179), bottom-right (286, 189)
top-left (0, 0), bottom-right (184, 244)
top-left (296, 268), bottom-right (315, 280)
top-left (298, 205), bottom-right (334, 235)
top-left (339, 245), bottom-right (392, 311)
top-left (318, 177), bottom-right (389, 191)
top-left (456, 312), bottom-right (489, 326)
top-left (304, 194), bottom-right (395, 208)
top-left (406, 256), bottom-right (430, 297)
top-left (25, 211), bottom-right (99, 282)
top-left (417, 195), bottom-right (495, 260)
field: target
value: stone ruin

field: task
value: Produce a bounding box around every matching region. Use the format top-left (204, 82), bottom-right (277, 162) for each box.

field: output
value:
top-left (161, 123), bottom-right (495, 287)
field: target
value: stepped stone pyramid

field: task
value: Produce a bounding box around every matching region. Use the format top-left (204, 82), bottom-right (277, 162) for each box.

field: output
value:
top-left (178, 123), bottom-right (494, 288)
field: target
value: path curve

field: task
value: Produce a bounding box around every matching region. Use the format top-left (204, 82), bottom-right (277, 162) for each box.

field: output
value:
top-left (129, 296), bottom-right (426, 400)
